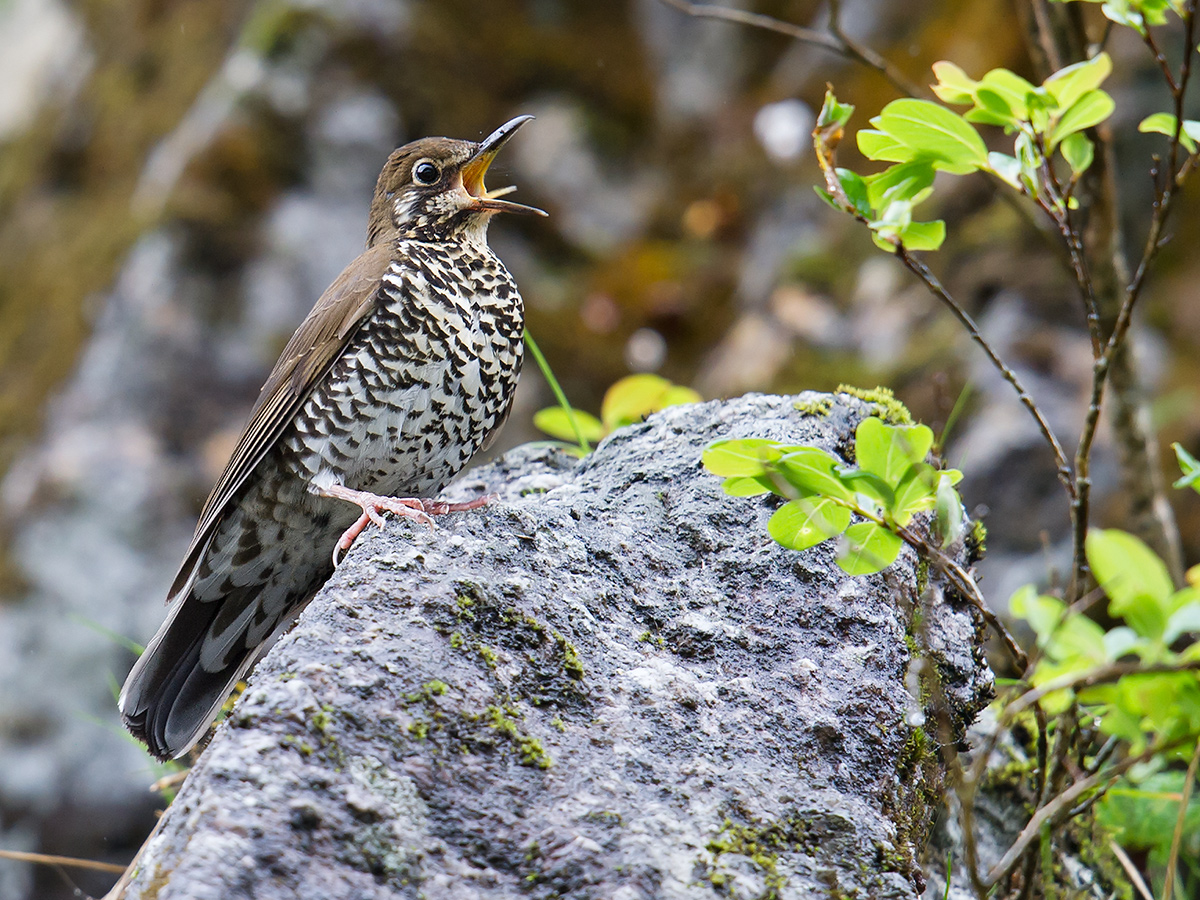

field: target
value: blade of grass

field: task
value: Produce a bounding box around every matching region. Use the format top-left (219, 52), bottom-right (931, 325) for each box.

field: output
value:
top-left (936, 380), bottom-right (973, 454)
top-left (1162, 737), bottom-right (1200, 900)
top-left (524, 329), bottom-right (590, 454)
top-left (69, 612), bottom-right (144, 656)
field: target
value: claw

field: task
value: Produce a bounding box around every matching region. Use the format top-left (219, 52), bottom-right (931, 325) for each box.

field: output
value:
top-left (312, 483), bottom-right (496, 566)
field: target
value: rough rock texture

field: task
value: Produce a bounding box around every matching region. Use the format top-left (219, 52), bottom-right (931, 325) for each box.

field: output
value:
top-left (122, 393), bottom-right (993, 900)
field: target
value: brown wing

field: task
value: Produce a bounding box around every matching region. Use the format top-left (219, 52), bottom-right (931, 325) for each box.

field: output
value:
top-left (167, 241), bottom-right (396, 601)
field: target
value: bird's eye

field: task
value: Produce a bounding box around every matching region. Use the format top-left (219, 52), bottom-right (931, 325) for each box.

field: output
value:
top-left (413, 161), bottom-right (440, 185)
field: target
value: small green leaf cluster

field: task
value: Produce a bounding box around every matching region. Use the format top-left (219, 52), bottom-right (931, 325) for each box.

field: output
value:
top-left (1138, 112), bottom-right (1200, 154)
top-left (1012, 528), bottom-right (1200, 755)
top-left (1056, 0), bottom-right (1190, 34)
top-left (931, 53), bottom-right (1114, 205)
top-left (815, 55), bottom-right (1118, 252)
top-left (702, 417), bottom-right (963, 575)
top-left (815, 92), bottom-right (952, 252)
top-left (534, 373), bottom-right (701, 451)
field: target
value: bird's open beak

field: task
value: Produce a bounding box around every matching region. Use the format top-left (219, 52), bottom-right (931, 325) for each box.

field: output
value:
top-left (461, 116), bottom-right (547, 217)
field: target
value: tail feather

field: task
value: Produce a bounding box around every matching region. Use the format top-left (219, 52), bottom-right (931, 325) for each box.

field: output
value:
top-left (119, 591), bottom-right (255, 761)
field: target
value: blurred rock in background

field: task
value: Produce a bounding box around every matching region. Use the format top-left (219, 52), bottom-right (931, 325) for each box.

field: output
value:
top-left (0, 1), bottom-right (1198, 898)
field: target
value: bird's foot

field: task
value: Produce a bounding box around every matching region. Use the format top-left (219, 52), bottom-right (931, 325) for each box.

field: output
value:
top-left (313, 484), bottom-right (496, 566)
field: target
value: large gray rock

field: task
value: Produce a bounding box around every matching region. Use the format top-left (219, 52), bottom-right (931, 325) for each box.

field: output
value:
top-left (121, 393), bottom-right (993, 900)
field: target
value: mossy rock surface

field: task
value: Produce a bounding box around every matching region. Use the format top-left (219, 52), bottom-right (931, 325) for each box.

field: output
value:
top-left (123, 393), bottom-right (993, 900)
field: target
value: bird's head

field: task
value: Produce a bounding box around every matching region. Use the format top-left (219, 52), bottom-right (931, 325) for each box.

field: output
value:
top-left (367, 115), bottom-right (546, 246)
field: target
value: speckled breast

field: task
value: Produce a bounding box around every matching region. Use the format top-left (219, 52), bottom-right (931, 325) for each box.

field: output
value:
top-left (283, 239), bottom-right (524, 499)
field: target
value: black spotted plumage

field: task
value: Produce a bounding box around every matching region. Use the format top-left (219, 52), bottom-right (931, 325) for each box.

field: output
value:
top-left (120, 116), bottom-right (545, 760)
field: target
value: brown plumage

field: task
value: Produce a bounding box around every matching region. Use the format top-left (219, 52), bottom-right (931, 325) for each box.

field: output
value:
top-left (120, 116), bottom-right (544, 760)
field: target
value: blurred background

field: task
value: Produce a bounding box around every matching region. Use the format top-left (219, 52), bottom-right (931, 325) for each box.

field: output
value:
top-left (0, 0), bottom-right (1198, 897)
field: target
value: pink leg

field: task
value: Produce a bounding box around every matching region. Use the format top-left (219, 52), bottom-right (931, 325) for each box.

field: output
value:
top-left (313, 483), bottom-right (496, 565)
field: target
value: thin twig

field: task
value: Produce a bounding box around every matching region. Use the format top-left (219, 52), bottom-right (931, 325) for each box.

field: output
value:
top-left (811, 124), bottom-right (1075, 504)
top-left (892, 520), bottom-right (1028, 670)
top-left (1002, 659), bottom-right (1200, 722)
top-left (1072, 0), bottom-right (1197, 592)
top-left (0, 848), bottom-right (127, 874)
top-left (983, 733), bottom-right (1196, 886)
top-left (656, 0), bottom-right (926, 98)
top-left (1109, 839), bottom-right (1156, 900)
top-left (1162, 737), bottom-right (1200, 900)
top-left (896, 249), bottom-right (1075, 502)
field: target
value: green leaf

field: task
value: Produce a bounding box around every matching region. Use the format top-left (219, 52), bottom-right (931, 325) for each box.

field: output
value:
top-left (874, 99), bottom-right (990, 174)
top-left (816, 89), bottom-right (855, 130)
top-left (836, 168), bottom-right (872, 217)
top-left (1103, 627), bottom-right (1143, 661)
top-left (837, 522), bottom-right (903, 575)
top-left (1046, 614), bottom-right (1107, 664)
top-left (865, 161), bottom-right (936, 209)
top-left (1165, 601), bottom-right (1200, 644)
top-left (987, 152), bottom-right (1022, 188)
top-left (533, 407), bottom-right (604, 444)
top-left (1048, 89), bottom-right (1115, 148)
top-left (930, 61), bottom-right (977, 105)
top-left (1010, 585), bottom-right (1066, 645)
top-left (838, 467), bottom-right (896, 508)
top-left (854, 417), bottom-right (934, 486)
top-left (933, 474), bottom-right (965, 546)
top-left (972, 87), bottom-right (1020, 128)
top-left (769, 498), bottom-right (852, 551)
top-left (857, 129), bottom-right (915, 163)
top-left (1139, 113), bottom-right (1200, 154)
top-left (1099, 0), bottom-right (1147, 32)
top-left (1086, 528), bottom-right (1174, 640)
top-left (976, 69), bottom-right (1037, 120)
top-left (1097, 771), bottom-right (1200, 856)
top-left (1173, 442), bottom-right (1200, 490)
top-left (892, 462), bottom-right (938, 526)
top-left (1059, 132), bottom-right (1095, 174)
top-left (721, 475), bottom-right (779, 497)
top-left (773, 448), bottom-right (857, 503)
top-left (601, 374), bottom-right (673, 430)
top-left (896, 220), bottom-right (946, 251)
top-left (702, 439), bottom-right (783, 477)
top-left (1044, 53), bottom-right (1113, 111)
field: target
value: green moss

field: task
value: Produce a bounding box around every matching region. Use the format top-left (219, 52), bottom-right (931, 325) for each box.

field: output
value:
top-left (550, 716), bottom-right (566, 732)
top-left (793, 395), bottom-right (835, 417)
top-left (553, 631), bottom-right (585, 680)
top-left (281, 734), bottom-right (315, 756)
top-left (450, 631), bottom-right (464, 649)
top-left (967, 519), bottom-right (988, 563)
top-left (915, 558), bottom-right (930, 599)
top-left (502, 607), bottom-right (546, 638)
top-left (882, 725), bottom-right (942, 882)
top-left (705, 814), bottom-right (814, 898)
top-left (455, 594), bottom-right (477, 621)
top-left (480, 704), bottom-right (553, 769)
top-left (835, 384), bottom-right (914, 425)
top-left (477, 643), bottom-right (498, 668)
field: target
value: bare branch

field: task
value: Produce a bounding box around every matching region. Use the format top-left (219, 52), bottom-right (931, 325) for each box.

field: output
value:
top-left (656, 0), bottom-right (926, 98)
top-left (1001, 659), bottom-right (1200, 721)
top-left (983, 733), bottom-right (1197, 887)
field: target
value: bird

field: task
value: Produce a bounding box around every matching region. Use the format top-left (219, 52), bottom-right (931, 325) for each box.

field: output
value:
top-left (119, 116), bottom-right (545, 761)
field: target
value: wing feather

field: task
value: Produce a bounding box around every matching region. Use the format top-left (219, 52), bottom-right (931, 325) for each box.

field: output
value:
top-left (168, 241), bottom-right (396, 600)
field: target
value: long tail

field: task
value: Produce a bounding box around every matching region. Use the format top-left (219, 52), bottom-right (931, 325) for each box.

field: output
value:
top-left (118, 590), bottom-right (258, 761)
